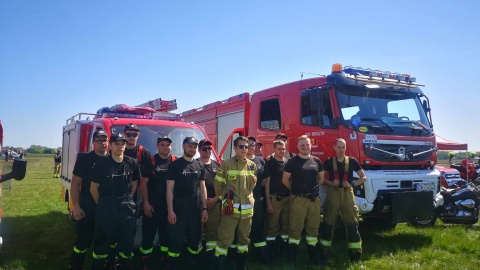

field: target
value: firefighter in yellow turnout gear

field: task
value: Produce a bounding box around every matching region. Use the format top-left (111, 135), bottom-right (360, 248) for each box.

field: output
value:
top-left (214, 136), bottom-right (257, 270)
top-left (320, 138), bottom-right (367, 267)
top-left (282, 135), bottom-right (324, 266)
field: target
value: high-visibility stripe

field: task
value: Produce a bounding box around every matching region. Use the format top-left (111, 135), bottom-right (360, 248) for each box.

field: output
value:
top-left (289, 238), bottom-right (300, 245)
top-left (73, 246), bottom-right (87, 254)
top-left (227, 170), bottom-right (255, 176)
top-left (160, 246), bottom-right (168, 252)
top-left (320, 239), bottom-right (332, 247)
top-left (92, 252), bottom-right (108, 259)
top-left (168, 251), bottom-right (180, 258)
top-left (253, 241), bottom-right (267, 247)
top-left (229, 244), bottom-right (237, 249)
top-left (188, 246), bottom-right (202, 255)
top-left (215, 246), bottom-right (228, 256)
top-left (237, 245), bottom-right (248, 253)
top-left (139, 246), bottom-right (153, 255)
top-left (206, 241), bottom-right (217, 251)
top-left (280, 234), bottom-right (289, 241)
top-left (215, 175), bottom-right (226, 183)
top-left (110, 243), bottom-right (117, 249)
top-left (306, 236), bottom-right (318, 246)
top-left (348, 242), bottom-right (362, 249)
top-left (119, 252), bottom-right (133, 259)
top-left (233, 203), bottom-right (253, 209)
top-left (233, 208), bottom-right (253, 215)
top-left (266, 237), bottom-right (276, 241)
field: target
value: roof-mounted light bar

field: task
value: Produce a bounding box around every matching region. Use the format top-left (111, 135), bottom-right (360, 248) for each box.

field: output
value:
top-left (341, 65), bottom-right (417, 84)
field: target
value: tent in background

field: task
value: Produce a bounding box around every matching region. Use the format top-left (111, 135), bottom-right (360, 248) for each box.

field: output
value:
top-left (436, 135), bottom-right (468, 151)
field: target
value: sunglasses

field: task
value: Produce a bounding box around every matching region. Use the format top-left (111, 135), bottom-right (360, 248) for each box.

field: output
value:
top-left (237, 145), bottom-right (248, 149)
top-left (249, 143), bottom-right (256, 147)
top-left (125, 133), bottom-right (138, 138)
top-left (201, 147), bottom-right (212, 151)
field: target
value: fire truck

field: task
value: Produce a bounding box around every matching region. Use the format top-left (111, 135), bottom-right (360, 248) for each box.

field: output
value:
top-left (60, 99), bottom-right (218, 245)
top-left (179, 63), bottom-right (439, 228)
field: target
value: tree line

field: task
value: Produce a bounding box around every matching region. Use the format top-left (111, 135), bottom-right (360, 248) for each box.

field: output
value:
top-left (3, 145), bottom-right (61, 154)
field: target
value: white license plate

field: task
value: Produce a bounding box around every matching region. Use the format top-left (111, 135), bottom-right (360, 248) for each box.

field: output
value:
top-left (415, 183), bottom-right (435, 191)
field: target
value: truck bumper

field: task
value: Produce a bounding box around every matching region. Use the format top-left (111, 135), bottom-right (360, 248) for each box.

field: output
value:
top-left (383, 190), bottom-right (434, 223)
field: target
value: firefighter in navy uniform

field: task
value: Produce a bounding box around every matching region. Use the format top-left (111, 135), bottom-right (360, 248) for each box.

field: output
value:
top-left (320, 138), bottom-right (367, 267)
top-left (90, 133), bottom-right (141, 270)
top-left (139, 136), bottom-right (176, 270)
top-left (265, 140), bottom-right (290, 261)
top-left (214, 136), bottom-right (257, 270)
top-left (197, 139), bottom-right (221, 270)
top-left (282, 135), bottom-right (324, 266)
top-left (69, 129), bottom-right (109, 270)
top-left (246, 137), bottom-right (271, 265)
top-left (166, 137), bottom-right (208, 270)
top-left (123, 123), bottom-right (151, 165)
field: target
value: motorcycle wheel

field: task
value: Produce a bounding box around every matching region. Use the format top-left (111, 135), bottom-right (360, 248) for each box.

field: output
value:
top-left (409, 213), bottom-right (437, 227)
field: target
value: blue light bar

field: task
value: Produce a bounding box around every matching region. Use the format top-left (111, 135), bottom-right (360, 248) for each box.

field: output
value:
top-left (342, 65), bottom-right (417, 83)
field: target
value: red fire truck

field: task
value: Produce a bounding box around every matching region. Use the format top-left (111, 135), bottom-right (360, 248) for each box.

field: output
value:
top-left (60, 99), bottom-right (218, 245)
top-left (179, 63), bottom-right (439, 228)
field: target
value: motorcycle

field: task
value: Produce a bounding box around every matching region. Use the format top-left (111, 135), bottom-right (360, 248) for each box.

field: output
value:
top-left (411, 180), bottom-right (480, 226)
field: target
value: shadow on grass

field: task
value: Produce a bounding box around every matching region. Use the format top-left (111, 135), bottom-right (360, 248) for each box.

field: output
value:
top-left (0, 211), bottom-right (75, 270)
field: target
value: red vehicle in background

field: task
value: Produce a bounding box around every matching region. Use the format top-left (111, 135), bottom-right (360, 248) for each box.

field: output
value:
top-left (450, 158), bottom-right (479, 182)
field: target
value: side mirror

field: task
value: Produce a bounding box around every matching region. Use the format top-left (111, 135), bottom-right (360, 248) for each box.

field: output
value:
top-left (1, 158), bottom-right (27, 183)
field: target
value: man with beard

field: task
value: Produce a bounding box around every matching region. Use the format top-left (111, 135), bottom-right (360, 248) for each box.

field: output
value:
top-left (139, 136), bottom-right (176, 270)
top-left (166, 137), bottom-right (208, 270)
top-left (69, 129), bottom-right (109, 270)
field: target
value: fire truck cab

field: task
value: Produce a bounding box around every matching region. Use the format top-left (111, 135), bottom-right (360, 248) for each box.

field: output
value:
top-left (61, 99), bottom-right (218, 245)
top-left (180, 64), bottom-right (439, 227)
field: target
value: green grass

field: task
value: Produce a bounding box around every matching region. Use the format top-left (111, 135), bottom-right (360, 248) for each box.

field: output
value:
top-left (1, 155), bottom-right (480, 269)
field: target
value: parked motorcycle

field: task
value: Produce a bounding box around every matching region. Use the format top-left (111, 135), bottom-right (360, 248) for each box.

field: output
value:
top-left (411, 180), bottom-right (480, 226)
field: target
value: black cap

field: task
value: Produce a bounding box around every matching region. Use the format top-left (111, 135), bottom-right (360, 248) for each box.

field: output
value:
top-left (183, 137), bottom-right (199, 145)
top-left (93, 129), bottom-right (108, 139)
top-left (124, 123), bottom-right (139, 132)
top-left (247, 136), bottom-right (257, 142)
top-left (198, 139), bottom-right (212, 148)
top-left (157, 136), bottom-right (172, 143)
top-left (110, 133), bottom-right (127, 143)
top-left (275, 133), bottom-right (288, 140)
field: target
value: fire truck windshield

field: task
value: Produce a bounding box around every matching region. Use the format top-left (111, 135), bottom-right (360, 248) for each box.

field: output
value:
top-left (336, 85), bottom-right (432, 136)
top-left (109, 125), bottom-right (216, 161)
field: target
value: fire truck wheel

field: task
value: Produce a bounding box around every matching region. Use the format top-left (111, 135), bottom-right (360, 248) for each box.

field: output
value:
top-left (409, 213), bottom-right (437, 227)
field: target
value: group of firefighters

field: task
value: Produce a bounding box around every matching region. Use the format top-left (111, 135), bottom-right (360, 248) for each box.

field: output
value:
top-left (69, 123), bottom-right (368, 270)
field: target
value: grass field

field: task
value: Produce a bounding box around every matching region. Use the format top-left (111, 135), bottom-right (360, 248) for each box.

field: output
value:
top-left (1, 155), bottom-right (480, 270)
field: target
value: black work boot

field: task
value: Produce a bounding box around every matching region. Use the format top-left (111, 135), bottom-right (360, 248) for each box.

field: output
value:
top-left (257, 246), bottom-right (271, 266)
top-left (227, 246), bottom-right (238, 268)
top-left (159, 251), bottom-right (168, 269)
top-left (166, 257), bottom-right (179, 270)
top-left (307, 244), bottom-right (321, 266)
top-left (90, 259), bottom-right (105, 270)
top-left (287, 244), bottom-right (298, 267)
top-left (237, 252), bottom-right (249, 270)
top-left (206, 250), bottom-right (216, 270)
top-left (215, 255), bottom-right (227, 270)
top-left (70, 252), bottom-right (86, 270)
top-left (70, 265), bottom-right (83, 270)
top-left (266, 241), bottom-right (275, 262)
top-left (319, 245), bottom-right (331, 266)
top-left (141, 255), bottom-right (151, 270)
top-left (349, 249), bottom-right (364, 268)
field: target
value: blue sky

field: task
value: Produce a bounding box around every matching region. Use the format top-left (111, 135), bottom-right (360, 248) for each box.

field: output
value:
top-left (1, 0), bottom-right (479, 150)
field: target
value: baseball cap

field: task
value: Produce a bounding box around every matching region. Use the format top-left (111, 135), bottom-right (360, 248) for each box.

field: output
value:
top-left (157, 136), bottom-right (172, 143)
top-left (93, 129), bottom-right (108, 139)
top-left (183, 137), bottom-right (199, 145)
top-left (110, 133), bottom-right (127, 143)
top-left (124, 123), bottom-right (140, 132)
top-left (198, 139), bottom-right (212, 149)
top-left (247, 136), bottom-right (257, 142)
top-left (275, 133), bottom-right (288, 140)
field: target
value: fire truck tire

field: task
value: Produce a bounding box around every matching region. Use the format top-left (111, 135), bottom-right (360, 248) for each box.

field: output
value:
top-left (409, 213), bottom-right (437, 227)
